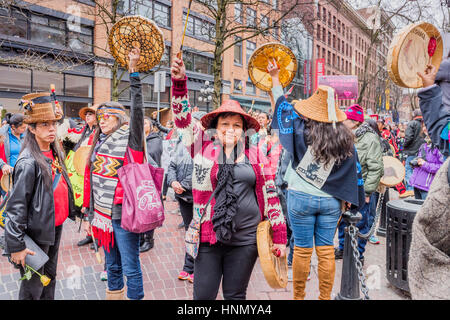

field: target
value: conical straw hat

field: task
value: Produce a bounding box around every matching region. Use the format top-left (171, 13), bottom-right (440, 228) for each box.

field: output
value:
top-left (293, 86), bottom-right (347, 123)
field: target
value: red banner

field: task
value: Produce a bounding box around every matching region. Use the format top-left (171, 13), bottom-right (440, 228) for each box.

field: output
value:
top-left (314, 58), bottom-right (325, 91)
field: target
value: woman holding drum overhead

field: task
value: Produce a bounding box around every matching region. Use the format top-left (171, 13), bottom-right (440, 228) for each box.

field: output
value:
top-left (170, 56), bottom-right (287, 300)
top-left (82, 47), bottom-right (146, 300)
top-left (267, 60), bottom-right (365, 300)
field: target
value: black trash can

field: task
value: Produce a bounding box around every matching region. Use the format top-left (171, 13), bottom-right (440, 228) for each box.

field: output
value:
top-left (386, 198), bottom-right (424, 292)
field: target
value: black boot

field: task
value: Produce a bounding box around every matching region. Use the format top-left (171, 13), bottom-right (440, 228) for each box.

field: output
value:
top-left (139, 234), bottom-right (154, 253)
top-left (77, 236), bottom-right (93, 247)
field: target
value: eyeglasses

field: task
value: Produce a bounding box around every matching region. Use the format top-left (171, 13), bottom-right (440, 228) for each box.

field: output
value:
top-left (97, 113), bottom-right (115, 122)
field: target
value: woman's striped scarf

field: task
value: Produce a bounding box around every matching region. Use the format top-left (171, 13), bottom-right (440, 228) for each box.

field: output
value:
top-left (91, 125), bottom-right (129, 250)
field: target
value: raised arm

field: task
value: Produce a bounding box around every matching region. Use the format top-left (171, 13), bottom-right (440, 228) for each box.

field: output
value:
top-left (418, 64), bottom-right (450, 156)
top-left (128, 47), bottom-right (144, 156)
top-left (170, 56), bottom-right (205, 158)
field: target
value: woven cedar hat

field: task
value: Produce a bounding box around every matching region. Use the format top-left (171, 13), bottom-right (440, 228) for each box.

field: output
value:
top-left (201, 100), bottom-right (260, 132)
top-left (293, 85), bottom-right (347, 124)
top-left (21, 92), bottom-right (62, 124)
top-left (79, 104), bottom-right (100, 121)
top-left (108, 15), bottom-right (165, 72)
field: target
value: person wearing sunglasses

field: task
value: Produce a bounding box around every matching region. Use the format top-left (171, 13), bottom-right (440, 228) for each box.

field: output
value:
top-left (81, 47), bottom-right (146, 300)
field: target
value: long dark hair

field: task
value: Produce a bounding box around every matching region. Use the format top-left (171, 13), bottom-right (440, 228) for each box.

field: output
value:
top-left (365, 118), bottom-right (381, 137)
top-left (305, 119), bottom-right (354, 165)
top-left (20, 125), bottom-right (68, 191)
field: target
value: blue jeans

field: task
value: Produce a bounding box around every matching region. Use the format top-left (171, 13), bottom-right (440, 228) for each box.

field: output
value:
top-left (287, 190), bottom-right (341, 248)
top-left (414, 188), bottom-right (428, 200)
top-left (104, 220), bottom-right (144, 300)
top-left (338, 193), bottom-right (377, 258)
top-left (404, 155), bottom-right (416, 191)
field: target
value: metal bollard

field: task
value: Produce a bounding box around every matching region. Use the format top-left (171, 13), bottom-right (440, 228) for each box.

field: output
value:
top-left (376, 188), bottom-right (389, 237)
top-left (336, 210), bottom-right (363, 300)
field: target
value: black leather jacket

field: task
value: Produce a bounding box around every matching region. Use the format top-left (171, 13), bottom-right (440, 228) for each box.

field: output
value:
top-left (4, 148), bottom-right (75, 254)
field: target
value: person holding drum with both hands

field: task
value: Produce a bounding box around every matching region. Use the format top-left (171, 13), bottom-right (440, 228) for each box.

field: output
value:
top-left (267, 59), bottom-right (365, 300)
top-left (170, 56), bottom-right (287, 300)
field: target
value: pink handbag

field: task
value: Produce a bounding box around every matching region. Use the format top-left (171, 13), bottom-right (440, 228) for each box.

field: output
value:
top-left (118, 148), bottom-right (165, 233)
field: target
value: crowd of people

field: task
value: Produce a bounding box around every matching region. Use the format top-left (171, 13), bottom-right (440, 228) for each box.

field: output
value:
top-left (0, 46), bottom-right (448, 301)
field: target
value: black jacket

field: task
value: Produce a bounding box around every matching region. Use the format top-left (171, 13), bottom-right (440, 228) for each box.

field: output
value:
top-left (404, 118), bottom-right (425, 156)
top-left (4, 148), bottom-right (75, 253)
top-left (146, 132), bottom-right (163, 167)
top-left (167, 138), bottom-right (193, 202)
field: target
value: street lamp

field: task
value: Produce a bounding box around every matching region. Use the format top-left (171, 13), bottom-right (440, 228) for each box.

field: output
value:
top-left (198, 80), bottom-right (214, 113)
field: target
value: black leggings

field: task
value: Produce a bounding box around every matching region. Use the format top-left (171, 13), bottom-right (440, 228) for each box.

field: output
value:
top-left (177, 197), bottom-right (194, 274)
top-left (193, 242), bottom-right (258, 300)
top-left (18, 225), bottom-right (63, 300)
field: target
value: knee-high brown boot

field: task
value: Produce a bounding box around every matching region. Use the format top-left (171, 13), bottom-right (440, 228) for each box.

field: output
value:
top-left (292, 246), bottom-right (313, 300)
top-left (315, 246), bottom-right (336, 300)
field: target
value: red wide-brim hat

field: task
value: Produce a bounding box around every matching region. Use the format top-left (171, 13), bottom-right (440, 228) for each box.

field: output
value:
top-left (200, 100), bottom-right (260, 132)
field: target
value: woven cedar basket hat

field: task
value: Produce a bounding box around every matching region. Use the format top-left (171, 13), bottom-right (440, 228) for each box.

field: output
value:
top-left (293, 85), bottom-right (347, 124)
top-left (108, 15), bottom-right (165, 72)
top-left (21, 92), bottom-right (62, 124)
top-left (79, 104), bottom-right (100, 121)
top-left (201, 100), bottom-right (260, 132)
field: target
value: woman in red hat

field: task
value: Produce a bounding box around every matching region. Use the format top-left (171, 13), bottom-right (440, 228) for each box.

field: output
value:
top-left (170, 57), bottom-right (287, 300)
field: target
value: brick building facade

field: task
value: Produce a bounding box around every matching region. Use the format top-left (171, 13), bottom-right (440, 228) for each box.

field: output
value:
top-left (0, 0), bottom-right (282, 124)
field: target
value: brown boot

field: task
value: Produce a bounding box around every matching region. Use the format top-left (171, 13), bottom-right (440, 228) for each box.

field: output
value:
top-left (292, 246), bottom-right (313, 300)
top-left (315, 246), bottom-right (336, 300)
top-left (105, 288), bottom-right (125, 300)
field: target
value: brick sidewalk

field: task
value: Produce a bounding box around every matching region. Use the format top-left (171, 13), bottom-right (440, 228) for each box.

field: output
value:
top-left (0, 196), bottom-right (410, 300)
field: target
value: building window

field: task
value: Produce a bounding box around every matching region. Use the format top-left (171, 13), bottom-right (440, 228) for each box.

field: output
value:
top-left (128, 0), bottom-right (171, 28)
top-left (246, 81), bottom-right (256, 95)
top-left (183, 12), bottom-right (215, 41)
top-left (184, 51), bottom-right (214, 75)
top-left (234, 79), bottom-right (243, 93)
top-left (260, 14), bottom-right (269, 29)
top-left (0, 8), bottom-right (27, 39)
top-left (0, 9), bottom-right (93, 52)
top-left (160, 46), bottom-right (171, 67)
top-left (317, 27), bottom-right (321, 40)
top-left (273, 0), bottom-right (278, 10)
top-left (68, 25), bottom-right (93, 53)
top-left (247, 8), bottom-right (256, 27)
top-left (234, 37), bottom-right (242, 65)
top-left (30, 15), bottom-right (65, 48)
top-left (246, 41), bottom-right (256, 64)
top-left (235, 3), bottom-right (243, 23)
top-left (65, 74), bottom-right (92, 97)
top-left (33, 70), bottom-right (64, 94)
top-left (0, 66), bottom-right (31, 93)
